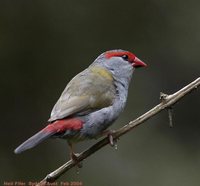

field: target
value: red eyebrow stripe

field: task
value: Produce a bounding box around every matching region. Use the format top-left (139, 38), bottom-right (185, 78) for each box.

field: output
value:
top-left (105, 51), bottom-right (136, 62)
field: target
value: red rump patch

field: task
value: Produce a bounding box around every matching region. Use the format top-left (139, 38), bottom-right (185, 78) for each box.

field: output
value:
top-left (44, 118), bottom-right (83, 133)
top-left (105, 51), bottom-right (136, 62)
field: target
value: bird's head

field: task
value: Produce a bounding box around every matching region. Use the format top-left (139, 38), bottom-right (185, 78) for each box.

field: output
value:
top-left (92, 49), bottom-right (147, 85)
top-left (104, 50), bottom-right (147, 68)
top-left (94, 49), bottom-right (147, 69)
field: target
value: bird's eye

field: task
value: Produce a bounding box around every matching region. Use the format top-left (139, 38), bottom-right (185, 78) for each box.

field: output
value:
top-left (121, 55), bottom-right (129, 61)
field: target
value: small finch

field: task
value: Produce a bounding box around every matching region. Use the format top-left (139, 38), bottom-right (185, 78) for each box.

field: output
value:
top-left (14, 49), bottom-right (147, 160)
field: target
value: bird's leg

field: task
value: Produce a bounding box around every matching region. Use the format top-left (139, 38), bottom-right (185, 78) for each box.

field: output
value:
top-left (102, 130), bottom-right (118, 147)
top-left (68, 143), bottom-right (78, 160)
top-left (68, 142), bottom-right (82, 168)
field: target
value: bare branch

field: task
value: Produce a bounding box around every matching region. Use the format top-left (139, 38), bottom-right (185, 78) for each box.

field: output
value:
top-left (36, 77), bottom-right (200, 186)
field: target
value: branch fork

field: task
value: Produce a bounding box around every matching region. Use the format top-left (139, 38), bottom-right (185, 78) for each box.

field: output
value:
top-left (159, 92), bottom-right (174, 127)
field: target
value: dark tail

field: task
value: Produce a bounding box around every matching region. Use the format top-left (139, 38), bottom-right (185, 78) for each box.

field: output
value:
top-left (14, 128), bottom-right (55, 154)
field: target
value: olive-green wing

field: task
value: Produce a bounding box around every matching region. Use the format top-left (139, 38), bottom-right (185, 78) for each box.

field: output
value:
top-left (48, 66), bottom-right (116, 122)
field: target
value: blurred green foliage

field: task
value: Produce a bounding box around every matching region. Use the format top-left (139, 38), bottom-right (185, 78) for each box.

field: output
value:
top-left (0, 0), bottom-right (199, 185)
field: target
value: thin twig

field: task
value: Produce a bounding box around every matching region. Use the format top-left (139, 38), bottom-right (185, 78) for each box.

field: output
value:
top-left (168, 107), bottom-right (173, 127)
top-left (36, 77), bottom-right (200, 186)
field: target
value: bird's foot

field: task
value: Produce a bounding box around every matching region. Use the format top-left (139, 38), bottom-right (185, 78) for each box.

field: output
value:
top-left (103, 130), bottom-right (118, 148)
top-left (70, 152), bottom-right (83, 168)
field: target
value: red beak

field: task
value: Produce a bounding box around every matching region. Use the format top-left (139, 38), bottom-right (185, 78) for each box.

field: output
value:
top-left (133, 57), bottom-right (147, 68)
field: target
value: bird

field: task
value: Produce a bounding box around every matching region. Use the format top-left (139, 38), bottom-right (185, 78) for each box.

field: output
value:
top-left (14, 49), bottom-right (147, 161)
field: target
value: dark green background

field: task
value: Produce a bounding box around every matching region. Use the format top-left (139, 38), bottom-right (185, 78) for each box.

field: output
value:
top-left (1, 0), bottom-right (200, 185)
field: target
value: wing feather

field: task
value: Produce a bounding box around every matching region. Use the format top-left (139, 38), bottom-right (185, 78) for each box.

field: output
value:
top-left (48, 66), bottom-right (116, 122)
